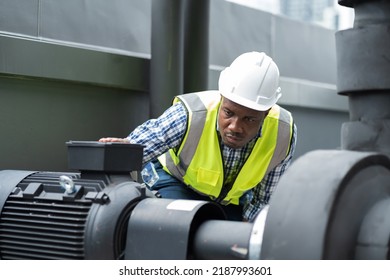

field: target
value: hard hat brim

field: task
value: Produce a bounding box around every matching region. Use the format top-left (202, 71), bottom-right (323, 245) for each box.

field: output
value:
top-left (220, 90), bottom-right (282, 112)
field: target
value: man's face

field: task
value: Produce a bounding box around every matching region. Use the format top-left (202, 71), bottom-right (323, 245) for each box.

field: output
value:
top-left (217, 97), bottom-right (268, 149)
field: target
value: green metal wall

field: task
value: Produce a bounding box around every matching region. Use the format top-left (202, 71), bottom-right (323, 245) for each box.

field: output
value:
top-left (0, 75), bottom-right (148, 171)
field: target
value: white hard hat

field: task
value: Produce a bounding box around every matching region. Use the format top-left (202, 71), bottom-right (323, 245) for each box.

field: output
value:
top-left (218, 51), bottom-right (282, 111)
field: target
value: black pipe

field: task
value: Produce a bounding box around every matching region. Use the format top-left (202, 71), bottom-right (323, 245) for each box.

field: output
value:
top-left (192, 220), bottom-right (253, 259)
top-left (183, 0), bottom-right (210, 93)
top-left (150, 0), bottom-right (210, 118)
top-left (150, 0), bottom-right (185, 118)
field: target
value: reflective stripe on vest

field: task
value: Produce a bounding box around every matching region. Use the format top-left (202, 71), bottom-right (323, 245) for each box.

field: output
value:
top-left (158, 91), bottom-right (220, 178)
top-left (158, 90), bottom-right (293, 204)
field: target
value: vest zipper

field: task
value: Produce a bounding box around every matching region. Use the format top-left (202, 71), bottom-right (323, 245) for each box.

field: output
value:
top-left (215, 182), bottom-right (233, 203)
top-left (216, 135), bottom-right (232, 203)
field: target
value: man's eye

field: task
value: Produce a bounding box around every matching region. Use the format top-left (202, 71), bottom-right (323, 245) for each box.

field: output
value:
top-left (245, 117), bottom-right (256, 122)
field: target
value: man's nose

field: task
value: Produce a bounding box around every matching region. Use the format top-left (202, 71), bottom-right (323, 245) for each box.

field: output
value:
top-left (228, 117), bottom-right (243, 133)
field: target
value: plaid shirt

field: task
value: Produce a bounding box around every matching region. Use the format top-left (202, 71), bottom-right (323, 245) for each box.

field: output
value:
top-left (127, 101), bottom-right (297, 221)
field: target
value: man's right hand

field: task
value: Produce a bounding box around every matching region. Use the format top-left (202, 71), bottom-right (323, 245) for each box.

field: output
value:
top-left (98, 137), bottom-right (130, 143)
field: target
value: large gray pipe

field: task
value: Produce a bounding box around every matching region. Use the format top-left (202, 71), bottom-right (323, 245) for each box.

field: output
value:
top-left (336, 0), bottom-right (390, 157)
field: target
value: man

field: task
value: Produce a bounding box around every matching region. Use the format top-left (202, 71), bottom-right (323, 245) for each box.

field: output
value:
top-left (100, 51), bottom-right (297, 222)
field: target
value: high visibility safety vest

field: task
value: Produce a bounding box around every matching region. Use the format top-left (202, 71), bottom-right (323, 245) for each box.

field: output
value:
top-left (158, 90), bottom-right (294, 205)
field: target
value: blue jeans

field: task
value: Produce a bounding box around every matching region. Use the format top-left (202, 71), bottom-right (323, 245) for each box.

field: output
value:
top-left (148, 161), bottom-right (243, 221)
